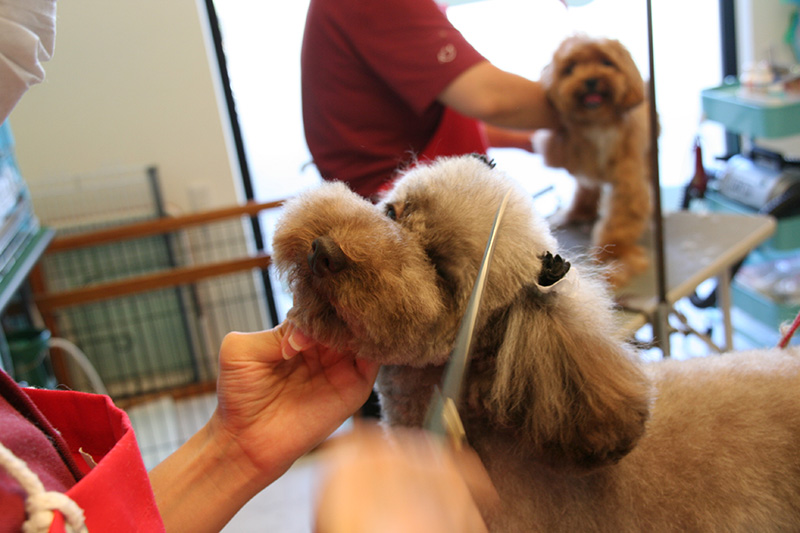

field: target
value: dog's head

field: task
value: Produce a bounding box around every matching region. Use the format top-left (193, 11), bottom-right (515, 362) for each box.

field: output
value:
top-left (273, 155), bottom-right (650, 468)
top-left (273, 155), bottom-right (553, 366)
top-left (542, 34), bottom-right (644, 125)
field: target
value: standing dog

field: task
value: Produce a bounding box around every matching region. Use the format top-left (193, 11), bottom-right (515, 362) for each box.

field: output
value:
top-left (535, 35), bottom-right (653, 288)
top-left (273, 155), bottom-right (800, 531)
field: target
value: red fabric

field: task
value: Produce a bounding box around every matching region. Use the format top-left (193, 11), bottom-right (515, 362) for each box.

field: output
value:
top-left (0, 371), bottom-right (82, 531)
top-left (302, 0), bottom-right (486, 198)
top-left (377, 106), bottom-right (489, 195)
top-left (418, 106), bottom-right (488, 162)
top-left (0, 370), bottom-right (164, 532)
top-left (27, 389), bottom-right (165, 532)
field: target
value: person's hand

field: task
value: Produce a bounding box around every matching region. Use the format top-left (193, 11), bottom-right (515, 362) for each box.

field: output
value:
top-left (210, 321), bottom-right (381, 485)
top-left (315, 425), bottom-right (499, 533)
top-left (150, 321), bottom-right (380, 532)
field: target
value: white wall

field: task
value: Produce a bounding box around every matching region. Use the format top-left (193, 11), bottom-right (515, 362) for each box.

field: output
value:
top-left (736, 0), bottom-right (800, 156)
top-left (7, 0), bottom-right (242, 215)
top-left (736, 0), bottom-right (796, 67)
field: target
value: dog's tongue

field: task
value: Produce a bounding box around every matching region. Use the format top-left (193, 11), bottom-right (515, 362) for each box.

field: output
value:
top-left (583, 93), bottom-right (604, 108)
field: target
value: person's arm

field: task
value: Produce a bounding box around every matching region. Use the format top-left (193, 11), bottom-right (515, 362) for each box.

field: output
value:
top-left (484, 123), bottom-right (535, 152)
top-left (438, 60), bottom-right (561, 131)
top-left (149, 323), bottom-right (380, 532)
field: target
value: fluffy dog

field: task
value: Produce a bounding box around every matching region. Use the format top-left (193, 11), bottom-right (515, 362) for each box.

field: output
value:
top-left (273, 155), bottom-right (800, 532)
top-left (535, 35), bottom-right (653, 288)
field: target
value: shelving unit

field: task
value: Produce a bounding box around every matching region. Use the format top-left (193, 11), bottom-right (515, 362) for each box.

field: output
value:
top-left (702, 84), bottom-right (800, 139)
top-left (0, 119), bottom-right (54, 375)
top-left (0, 228), bottom-right (53, 373)
top-left (701, 83), bottom-right (800, 343)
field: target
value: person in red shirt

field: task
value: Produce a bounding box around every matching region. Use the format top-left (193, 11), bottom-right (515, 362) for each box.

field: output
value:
top-left (302, 0), bottom-right (560, 200)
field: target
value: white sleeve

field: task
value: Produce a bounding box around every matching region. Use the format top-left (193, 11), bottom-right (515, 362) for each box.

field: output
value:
top-left (0, 0), bottom-right (57, 123)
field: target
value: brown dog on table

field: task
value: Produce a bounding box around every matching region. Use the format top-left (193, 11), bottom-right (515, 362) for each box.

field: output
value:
top-left (273, 155), bottom-right (800, 532)
top-left (535, 34), bottom-right (654, 288)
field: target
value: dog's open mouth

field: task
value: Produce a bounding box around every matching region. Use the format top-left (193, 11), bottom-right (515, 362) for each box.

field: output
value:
top-left (581, 91), bottom-right (607, 109)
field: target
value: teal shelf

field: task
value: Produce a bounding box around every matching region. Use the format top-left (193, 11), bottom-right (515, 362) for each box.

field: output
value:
top-left (732, 281), bottom-right (799, 337)
top-left (701, 84), bottom-right (800, 139)
top-left (705, 190), bottom-right (800, 251)
top-left (0, 227), bottom-right (54, 314)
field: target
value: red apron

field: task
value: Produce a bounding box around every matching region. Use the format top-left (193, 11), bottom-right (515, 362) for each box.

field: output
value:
top-left (377, 106), bottom-right (489, 195)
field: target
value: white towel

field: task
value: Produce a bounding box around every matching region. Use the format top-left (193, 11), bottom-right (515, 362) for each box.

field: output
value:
top-left (0, 0), bottom-right (57, 123)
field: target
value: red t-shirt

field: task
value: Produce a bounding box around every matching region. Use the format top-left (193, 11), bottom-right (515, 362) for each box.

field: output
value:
top-left (302, 0), bottom-right (486, 198)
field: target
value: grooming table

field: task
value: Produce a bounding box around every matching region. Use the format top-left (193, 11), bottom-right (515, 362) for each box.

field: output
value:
top-left (554, 211), bottom-right (776, 351)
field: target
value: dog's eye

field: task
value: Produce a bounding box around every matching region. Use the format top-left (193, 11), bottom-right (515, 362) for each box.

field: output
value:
top-left (385, 204), bottom-right (397, 221)
top-left (602, 59), bottom-right (615, 68)
top-left (562, 63), bottom-right (575, 76)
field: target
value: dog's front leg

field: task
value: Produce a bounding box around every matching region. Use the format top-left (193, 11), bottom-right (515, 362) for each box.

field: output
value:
top-left (591, 164), bottom-right (651, 287)
top-left (533, 128), bottom-right (568, 168)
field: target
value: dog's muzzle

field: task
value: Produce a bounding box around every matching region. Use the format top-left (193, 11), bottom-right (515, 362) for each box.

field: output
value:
top-left (578, 79), bottom-right (608, 109)
top-left (308, 236), bottom-right (348, 277)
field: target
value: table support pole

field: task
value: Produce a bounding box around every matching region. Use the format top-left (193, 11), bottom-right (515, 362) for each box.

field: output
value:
top-left (717, 267), bottom-right (734, 352)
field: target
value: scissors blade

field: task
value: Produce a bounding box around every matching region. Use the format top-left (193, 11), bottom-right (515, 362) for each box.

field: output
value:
top-left (424, 189), bottom-right (512, 441)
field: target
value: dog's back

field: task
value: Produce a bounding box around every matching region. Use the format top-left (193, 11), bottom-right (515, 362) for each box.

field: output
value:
top-left (478, 347), bottom-right (800, 532)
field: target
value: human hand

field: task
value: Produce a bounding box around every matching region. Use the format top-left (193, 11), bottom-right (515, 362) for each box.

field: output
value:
top-left (210, 321), bottom-right (380, 488)
top-left (315, 425), bottom-right (499, 533)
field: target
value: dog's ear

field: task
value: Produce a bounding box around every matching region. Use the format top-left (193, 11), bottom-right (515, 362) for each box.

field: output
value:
top-left (485, 269), bottom-right (650, 468)
top-left (540, 35), bottom-right (579, 94)
top-left (606, 38), bottom-right (645, 110)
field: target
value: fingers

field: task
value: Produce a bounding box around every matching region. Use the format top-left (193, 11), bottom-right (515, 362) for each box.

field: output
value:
top-left (279, 321), bottom-right (315, 360)
top-left (316, 426), bottom-right (493, 533)
top-left (222, 322), bottom-right (379, 392)
top-left (219, 328), bottom-right (284, 365)
top-left (452, 445), bottom-right (500, 515)
top-left (277, 322), bottom-right (377, 382)
top-left (221, 322), bottom-right (316, 363)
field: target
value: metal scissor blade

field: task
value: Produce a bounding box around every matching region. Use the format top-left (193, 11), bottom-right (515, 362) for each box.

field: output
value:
top-left (424, 189), bottom-right (512, 441)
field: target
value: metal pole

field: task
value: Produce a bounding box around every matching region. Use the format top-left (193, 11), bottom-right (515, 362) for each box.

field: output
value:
top-left (646, 0), bottom-right (670, 356)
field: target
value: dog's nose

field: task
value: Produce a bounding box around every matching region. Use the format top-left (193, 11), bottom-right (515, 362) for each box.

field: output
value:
top-left (584, 78), bottom-right (599, 91)
top-left (308, 236), bottom-right (347, 277)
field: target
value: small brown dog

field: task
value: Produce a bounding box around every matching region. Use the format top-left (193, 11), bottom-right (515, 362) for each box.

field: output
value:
top-left (273, 155), bottom-right (800, 531)
top-left (535, 35), bottom-right (653, 288)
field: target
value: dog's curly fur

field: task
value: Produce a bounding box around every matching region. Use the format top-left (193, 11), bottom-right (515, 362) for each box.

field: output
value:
top-left (273, 155), bottom-right (800, 531)
top-left (535, 35), bottom-right (653, 288)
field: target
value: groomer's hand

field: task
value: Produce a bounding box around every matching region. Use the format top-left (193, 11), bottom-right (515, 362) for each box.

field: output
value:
top-left (212, 321), bottom-right (380, 483)
top-left (315, 426), bottom-right (498, 533)
top-left (150, 321), bottom-right (380, 533)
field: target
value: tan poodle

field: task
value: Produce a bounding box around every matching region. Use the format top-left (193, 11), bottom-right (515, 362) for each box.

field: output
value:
top-left (273, 155), bottom-right (800, 532)
top-left (535, 35), bottom-right (653, 288)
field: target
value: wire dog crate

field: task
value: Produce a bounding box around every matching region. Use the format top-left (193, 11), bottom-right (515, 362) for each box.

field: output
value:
top-left (30, 167), bottom-right (280, 400)
top-left (26, 166), bottom-right (285, 465)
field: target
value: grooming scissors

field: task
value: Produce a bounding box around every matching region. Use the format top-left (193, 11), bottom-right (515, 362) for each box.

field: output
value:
top-left (423, 189), bottom-right (512, 448)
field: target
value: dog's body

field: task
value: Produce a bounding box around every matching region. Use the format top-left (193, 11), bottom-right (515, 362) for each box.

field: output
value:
top-left (535, 35), bottom-right (653, 288)
top-left (480, 349), bottom-right (800, 531)
top-left (273, 155), bottom-right (800, 531)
